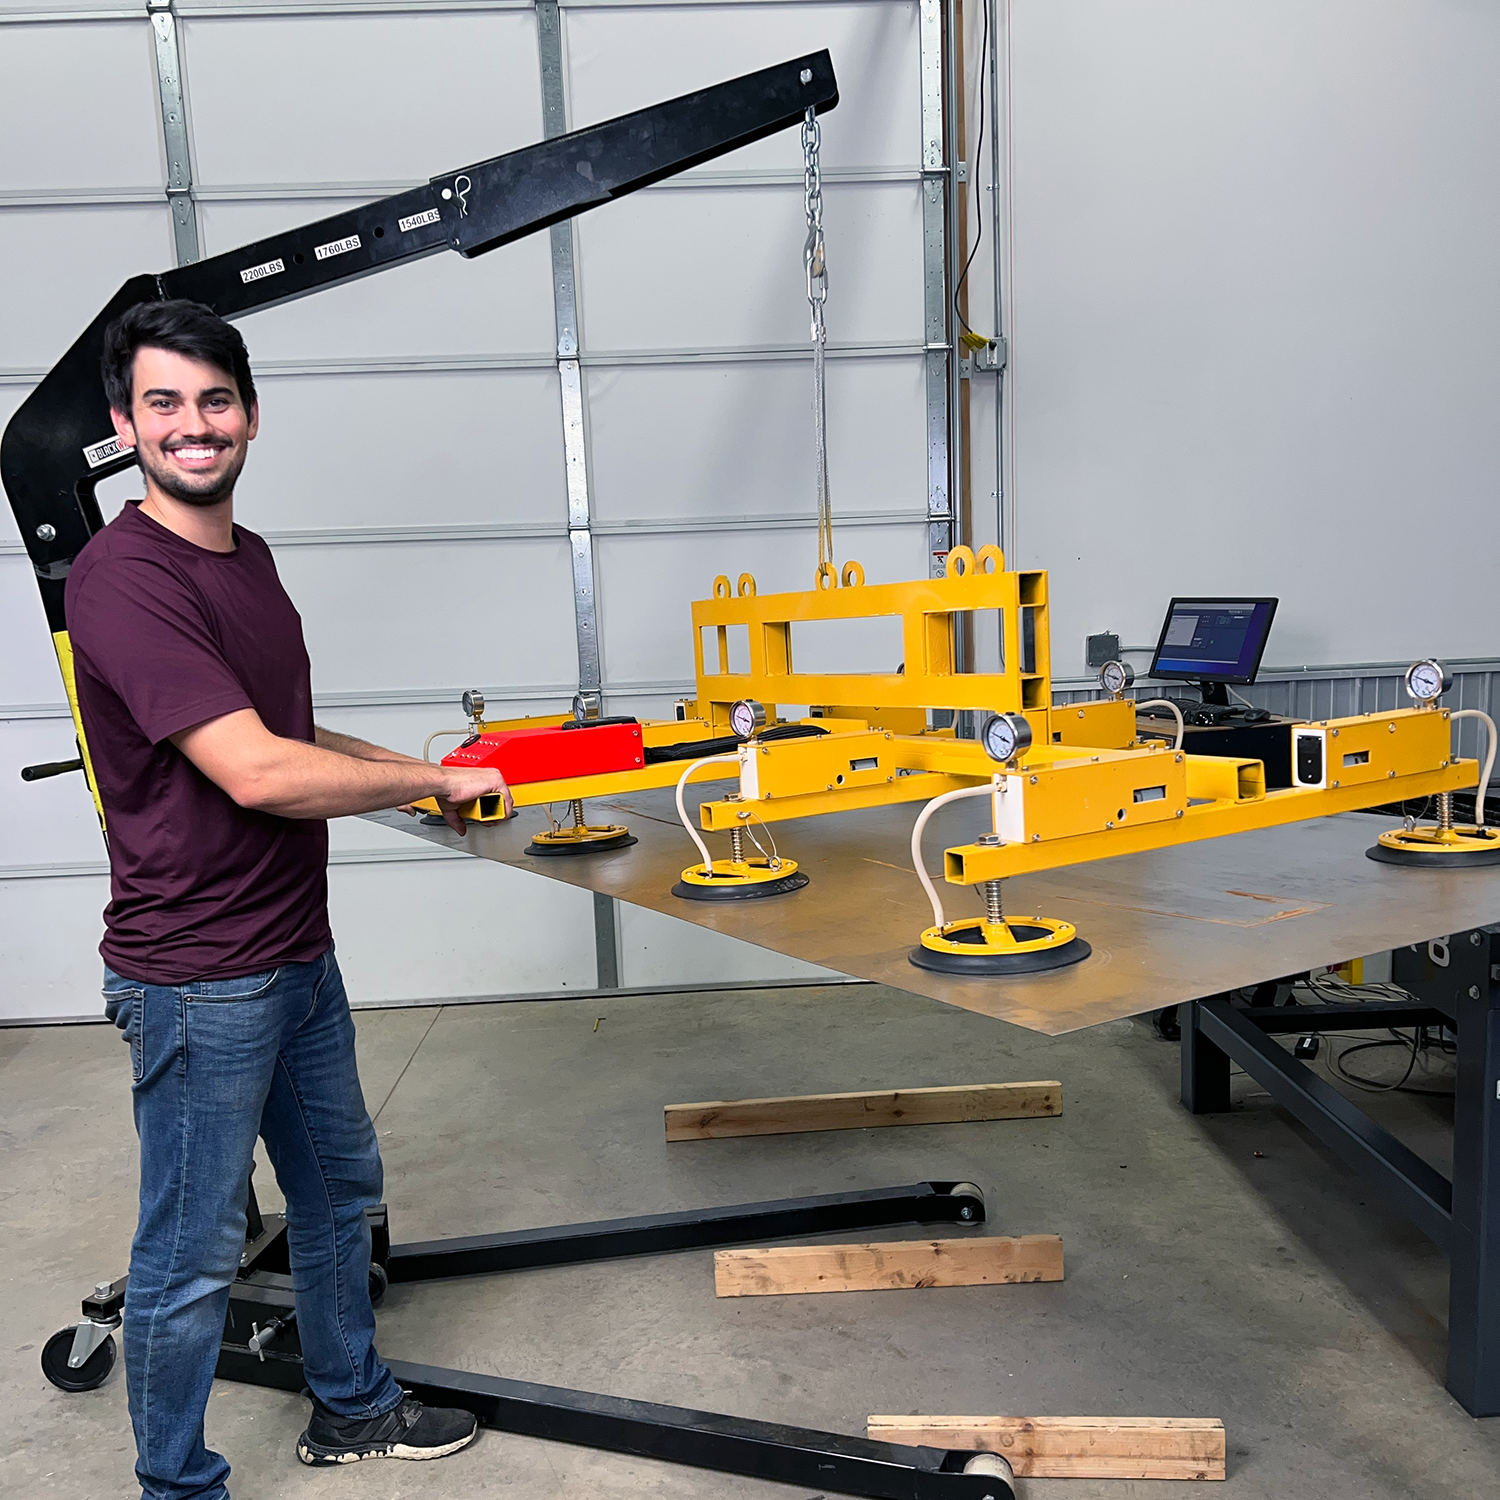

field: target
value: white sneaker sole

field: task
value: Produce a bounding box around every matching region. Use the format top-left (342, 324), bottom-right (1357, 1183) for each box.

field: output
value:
top-left (297, 1427), bottom-right (477, 1465)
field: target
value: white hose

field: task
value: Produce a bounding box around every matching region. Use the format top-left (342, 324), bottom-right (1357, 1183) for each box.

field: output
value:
top-left (423, 728), bottom-right (469, 762)
top-left (1451, 709), bottom-right (1496, 828)
top-left (675, 755), bottom-right (741, 874)
top-left (1133, 698), bottom-right (1184, 750)
top-left (910, 783), bottom-right (997, 931)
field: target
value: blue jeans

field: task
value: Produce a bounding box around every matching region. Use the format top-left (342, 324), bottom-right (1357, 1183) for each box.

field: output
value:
top-left (104, 949), bottom-right (402, 1500)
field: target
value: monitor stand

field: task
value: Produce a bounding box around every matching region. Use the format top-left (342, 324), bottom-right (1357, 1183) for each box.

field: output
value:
top-left (1195, 680), bottom-right (1231, 707)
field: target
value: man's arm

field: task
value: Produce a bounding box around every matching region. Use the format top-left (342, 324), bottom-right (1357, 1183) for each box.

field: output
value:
top-left (314, 725), bottom-right (425, 765)
top-left (173, 709), bottom-right (512, 832)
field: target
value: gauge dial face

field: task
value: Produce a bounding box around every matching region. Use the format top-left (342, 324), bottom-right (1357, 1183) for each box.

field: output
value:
top-left (1099, 660), bottom-right (1133, 696)
top-left (1406, 660), bottom-right (1446, 702)
top-left (981, 712), bottom-right (1032, 764)
top-left (730, 698), bottom-right (766, 740)
top-left (461, 689), bottom-right (484, 719)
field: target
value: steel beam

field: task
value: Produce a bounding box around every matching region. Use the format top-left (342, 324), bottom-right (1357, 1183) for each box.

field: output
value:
top-left (592, 888), bottom-right (619, 988)
top-left (147, 0), bottom-right (200, 265)
top-left (213, 1337), bottom-right (1009, 1499)
top-left (919, 0), bottom-right (952, 579)
top-left (385, 1181), bottom-right (985, 1282)
top-left (536, 0), bottom-right (603, 697)
top-left (1192, 996), bottom-right (1453, 1249)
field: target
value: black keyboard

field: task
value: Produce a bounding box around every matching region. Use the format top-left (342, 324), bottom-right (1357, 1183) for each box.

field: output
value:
top-left (1137, 700), bottom-right (1272, 728)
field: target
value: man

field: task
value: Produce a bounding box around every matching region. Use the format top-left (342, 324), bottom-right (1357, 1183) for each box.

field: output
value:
top-left (65, 299), bottom-right (513, 1500)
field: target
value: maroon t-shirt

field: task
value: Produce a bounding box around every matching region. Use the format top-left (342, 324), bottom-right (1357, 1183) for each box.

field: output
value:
top-left (65, 501), bottom-right (331, 984)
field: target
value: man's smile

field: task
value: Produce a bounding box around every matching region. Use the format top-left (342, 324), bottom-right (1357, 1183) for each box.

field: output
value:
top-left (165, 443), bottom-right (229, 468)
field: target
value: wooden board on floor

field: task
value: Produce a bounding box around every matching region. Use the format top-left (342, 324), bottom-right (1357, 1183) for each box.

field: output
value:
top-left (713, 1236), bottom-right (1063, 1297)
top-left (866, 1416), bottom-right (1226, 1481)
top-left (665, 1081), bottom-right (1062, 1141)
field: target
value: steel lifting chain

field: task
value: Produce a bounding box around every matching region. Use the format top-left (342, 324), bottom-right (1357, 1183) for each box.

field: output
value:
top-left (802, 106), bottom-right (835, 589)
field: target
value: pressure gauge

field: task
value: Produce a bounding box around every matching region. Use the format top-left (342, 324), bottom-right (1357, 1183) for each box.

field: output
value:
top-left (1098, 659), bottom-right (1135, 698)
top-left (979, 711), bottom-right (1033, 765)
top-left (572, 691), bottom-right (602, 724)
top-left (461, 689), bottom-right (485, 722)
top-left (730, 698), bottom-right (767, 740)
top-left (1404, 659), bottom-right (1450, 704)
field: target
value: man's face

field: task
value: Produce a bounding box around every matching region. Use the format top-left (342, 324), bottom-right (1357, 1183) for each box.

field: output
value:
top-left (111, 345), bottom-right (258, 507)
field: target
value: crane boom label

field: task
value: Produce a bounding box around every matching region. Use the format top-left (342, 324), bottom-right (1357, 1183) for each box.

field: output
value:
top-left (314, 234), bottom-right (362, 262)
top-left (398, 209), bottom-right (441, 233)
top-left (239, 257), bottom-right (285, 284)
top-left (83, 435), bottom-right (134, 468)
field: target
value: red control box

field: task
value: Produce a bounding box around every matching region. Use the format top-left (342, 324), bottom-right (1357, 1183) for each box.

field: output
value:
top-left (440, 722), bottom-right (645, 785)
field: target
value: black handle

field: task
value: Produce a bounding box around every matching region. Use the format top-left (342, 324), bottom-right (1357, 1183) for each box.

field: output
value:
top-left (21, 758), bottom-right (84, 782)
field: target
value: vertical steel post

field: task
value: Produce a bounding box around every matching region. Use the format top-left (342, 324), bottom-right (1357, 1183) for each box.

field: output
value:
top-left (918, 0), bottom-right (952, 581)
top-left (535, 0), bottom-right (602, 697)
top-left (1448, 967), bottom-right (1500, 1415)
top-left (536, 2), bottom-right (619, 988)
top-left (147, 0), bottom-right (200, 266)
top-left (1180, 997), bottom-right (1232, 1114)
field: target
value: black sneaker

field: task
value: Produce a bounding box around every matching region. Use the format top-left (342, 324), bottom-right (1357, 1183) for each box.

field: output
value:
top-left (297, 1394), bottom-right (478, 1465)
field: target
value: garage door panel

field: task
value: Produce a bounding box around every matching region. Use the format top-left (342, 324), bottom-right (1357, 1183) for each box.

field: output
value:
top-left (328, 857), bottom-right (597, 1003)
top-left (0, 21), bottom-right (163, 194)
top-left (183, 13), bottom-right (542, 187)
top-left (576, 182), bottom-right (922, 350)
top-left (0, 558), bottom-right (72, 705)
top-left (0, 205), bottom-right (173, 369)
top-left (234, 368), bottom-right (566, 532)
top-left (275, 537), bottom-right (578, 696)
top-left (565, 2), bottom-right (920, 175)
top-left (595, 521), bottom-right (925, 687)
top-left (586, 354), bottom-right (924, 525)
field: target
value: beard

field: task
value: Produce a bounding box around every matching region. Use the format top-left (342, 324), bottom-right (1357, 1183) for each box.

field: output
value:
top-left (136, 440), bottom-right (248, 507)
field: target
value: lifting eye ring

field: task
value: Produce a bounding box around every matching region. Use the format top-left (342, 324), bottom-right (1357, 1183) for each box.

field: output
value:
top-left (945, 544), bottom-right (976, 579)
top-left (975, 544), bottom-right (1004, 575)
top-left (737, 573), bottom-right (757, 598)
top-left (713, 575), bottom-right (731, 600)
top-left (815, 563), bottom-right (837, 591)
top-left (841, 560), bottom-right (865, 588)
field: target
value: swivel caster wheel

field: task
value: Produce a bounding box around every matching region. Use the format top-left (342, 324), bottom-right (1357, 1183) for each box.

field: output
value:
top-left (368, 1262), bottom-right (389, 1309)
top-left (41, 1325), bottom-right (116, 1392)
top-left (947, 1183), bottom-right (983, 1224)
top-left (962, 1451), bottom-right (1016, 1497)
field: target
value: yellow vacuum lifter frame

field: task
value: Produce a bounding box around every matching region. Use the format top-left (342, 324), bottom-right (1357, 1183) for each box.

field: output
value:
top-left (426, 547), bottom-right (1474, 928)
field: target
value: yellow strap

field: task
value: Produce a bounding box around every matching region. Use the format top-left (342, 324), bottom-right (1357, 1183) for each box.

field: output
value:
top-left (51, 631), bottom-right (106, 831)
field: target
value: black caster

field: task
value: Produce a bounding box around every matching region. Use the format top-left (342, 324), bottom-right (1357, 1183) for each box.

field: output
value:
top-left (1153, 1005), bottom-right (1181, 1041)
top-left (41, 1325), bottom-right (117, 1392)
top-left (368, 1261), bottom-right (389, 1308)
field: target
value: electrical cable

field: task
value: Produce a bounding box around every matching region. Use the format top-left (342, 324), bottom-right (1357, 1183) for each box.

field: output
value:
top-left (953, 0), bottom-right (989, 338)
top-left (674, 754), bottom-right (741, 875)
top-left (910, 782), bottom-right (995, 930)
top-left (423, 728), bottom-right (469, 761)
top-left (1450, 709), bottom-right (1496, 828)
top-left (1133, 698), bottom-right (1184, 750)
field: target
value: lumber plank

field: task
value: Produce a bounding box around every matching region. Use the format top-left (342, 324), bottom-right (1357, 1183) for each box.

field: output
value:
top-left (713, 1236), bottom-right (1063, 1297)
top-left (664, 1081), bottom-right (1062, 1141)
top-left (865, 1416), bottom-right (1226, 1481)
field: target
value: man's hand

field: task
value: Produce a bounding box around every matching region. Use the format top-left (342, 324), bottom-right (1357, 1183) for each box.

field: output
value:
top-left (432, 766), bottom-right (514, 835)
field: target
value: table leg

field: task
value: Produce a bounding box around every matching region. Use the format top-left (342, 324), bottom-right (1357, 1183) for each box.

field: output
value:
top-left (1181, 995), bottom-right (1232, 1114)
top-left (1447, 979), bottom-right (1500, 1417)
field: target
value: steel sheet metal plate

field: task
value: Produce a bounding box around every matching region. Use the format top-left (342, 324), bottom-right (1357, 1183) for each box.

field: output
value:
top-left (369, 798), bottom-right (1500, 1035)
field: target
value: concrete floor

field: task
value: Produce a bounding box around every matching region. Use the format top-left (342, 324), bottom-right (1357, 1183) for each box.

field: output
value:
top-left (4, 981), bottom-right (1497, 1500)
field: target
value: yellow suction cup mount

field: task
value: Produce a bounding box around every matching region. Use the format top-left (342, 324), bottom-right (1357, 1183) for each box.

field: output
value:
top-left (527, 799), bottom-right (637, 857)
top-left (672, 826), bottom-right (808, 901)
top-left (909, 877), bottom-right (1090, 975)
top-left (1367, 794), bottom-right (1500, 868)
